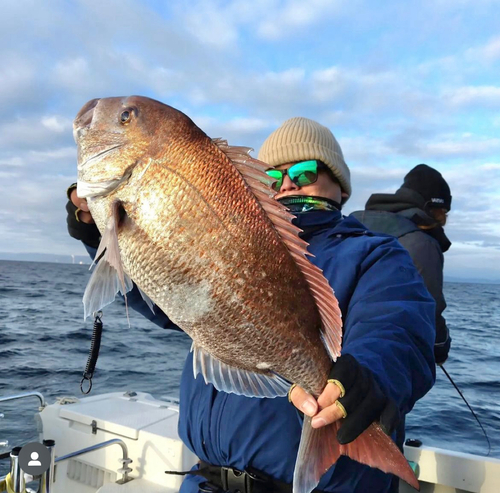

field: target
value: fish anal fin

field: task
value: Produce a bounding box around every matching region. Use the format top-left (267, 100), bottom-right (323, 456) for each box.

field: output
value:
top-left (83, 260), bottom-right (121, 319)
top-left (191, 343), bottom-right (290, 398)
top-left (294, 419), bottom-right (419, 493)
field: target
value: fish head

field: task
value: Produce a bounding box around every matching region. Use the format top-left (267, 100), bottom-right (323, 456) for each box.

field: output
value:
top-left (74, 95), bottom-right (199, 199)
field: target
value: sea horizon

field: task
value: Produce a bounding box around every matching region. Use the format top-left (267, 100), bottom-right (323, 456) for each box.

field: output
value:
top-left (1, 257), bottom-right (499, 286)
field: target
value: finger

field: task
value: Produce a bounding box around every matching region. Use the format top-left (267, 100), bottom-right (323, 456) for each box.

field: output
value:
top-left (311, 401), bottom-right (345, 428)
top-left (317, 381), bottom-right (342, 408)
top-left (70, 188), bottom-right (89, 211)
top-left (78, 210), bottom-right (95, 224)
top-left (290, 385), bottom-right (318, 417)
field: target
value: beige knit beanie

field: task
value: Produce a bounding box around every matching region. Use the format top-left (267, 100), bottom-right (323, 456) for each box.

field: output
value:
top-left (258, 117), bottom-right (351, 202)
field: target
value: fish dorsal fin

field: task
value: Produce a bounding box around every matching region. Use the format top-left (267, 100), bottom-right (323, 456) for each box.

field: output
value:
top-left (191, 343), bottom-right (290, 398)
top-left (214, 139), bottom-right (343, 361)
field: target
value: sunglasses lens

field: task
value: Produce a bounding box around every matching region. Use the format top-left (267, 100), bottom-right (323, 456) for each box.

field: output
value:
top-left (289, 160), bottom-right (318, 187)
top-left (266, 169), bottom-right (284, 190)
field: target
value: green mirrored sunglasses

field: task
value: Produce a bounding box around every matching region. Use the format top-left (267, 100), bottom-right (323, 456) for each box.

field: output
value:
top-left (265, 160), bottom-right (327, 191)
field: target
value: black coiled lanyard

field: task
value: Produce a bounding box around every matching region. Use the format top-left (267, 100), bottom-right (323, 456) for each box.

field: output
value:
top-left (80, 311), bottom-right (103, 394)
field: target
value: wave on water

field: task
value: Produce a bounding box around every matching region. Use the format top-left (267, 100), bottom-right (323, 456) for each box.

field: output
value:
top-left (1, 260), bottom-right (499, 471)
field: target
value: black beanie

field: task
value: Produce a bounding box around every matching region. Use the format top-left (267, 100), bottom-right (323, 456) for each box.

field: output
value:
top-left (400, 164), bottom-right (452, 211)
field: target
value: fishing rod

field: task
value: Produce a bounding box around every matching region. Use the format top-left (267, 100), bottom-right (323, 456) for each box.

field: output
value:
top-left (440, 365), bottom-right (491, 456)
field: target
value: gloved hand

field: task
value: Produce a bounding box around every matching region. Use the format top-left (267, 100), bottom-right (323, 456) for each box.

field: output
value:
top-left (434, 338), bottom-right (451, 365)
top-left (434, 327), bottom-right (451, 365)
top-left (289, 353), bottom-right (400, 444)
top-left (66, 183), bottom-right (101, 248)
top-left (329, 354), bottom-right (400, 444)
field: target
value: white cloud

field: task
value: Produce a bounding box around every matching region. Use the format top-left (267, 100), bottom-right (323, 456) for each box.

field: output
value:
top-left (0, 117), bottom-right (74, 151)
top-left (53, 57), bottom-right (89, 86)
top-left (257, 0), bottom-right (343, 40)
top-left (175, 0), bottom-right (345, 46)
top-left (42, 116), bottom-right (72, 133)
top-left (465, 35), bottom-right (500, 63)
top-left (0, 156), bottom-right (24, 168)
top-left (0, 171), bottom-right (19, 179)
top-left (420, 136), bottom-right (500, 157)
top-left (447, 86), bottom-right (500, 108)
top-left (181, 4), bottom-right (238, 48)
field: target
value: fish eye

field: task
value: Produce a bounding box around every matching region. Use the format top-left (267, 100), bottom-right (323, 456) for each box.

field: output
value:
top-left (120, 109), bottom-right (134, 124)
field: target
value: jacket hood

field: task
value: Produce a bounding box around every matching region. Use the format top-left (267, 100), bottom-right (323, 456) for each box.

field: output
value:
top-left (364, 189), bottom-right (451, 252)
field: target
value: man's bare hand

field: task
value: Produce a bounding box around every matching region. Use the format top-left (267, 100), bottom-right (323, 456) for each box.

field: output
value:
top-left (70, 188), bottom-right (94, 224)
top-left (290, 381), bottom-right (345, 428)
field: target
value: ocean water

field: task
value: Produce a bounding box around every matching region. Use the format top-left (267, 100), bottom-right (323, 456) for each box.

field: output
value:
top-left (1, 260), bottom-right (499, 477)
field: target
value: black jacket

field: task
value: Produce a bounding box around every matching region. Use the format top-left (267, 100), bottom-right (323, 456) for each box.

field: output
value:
top-left (351, 188), bottom-right (451, 364)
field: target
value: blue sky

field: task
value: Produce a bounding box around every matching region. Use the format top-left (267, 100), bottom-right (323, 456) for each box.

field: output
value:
top-left (0, 0), bottom-right (499, 280)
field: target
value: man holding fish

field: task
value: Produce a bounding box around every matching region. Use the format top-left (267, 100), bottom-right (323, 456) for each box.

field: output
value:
top-left (67, 98), bottom-right (435, 493)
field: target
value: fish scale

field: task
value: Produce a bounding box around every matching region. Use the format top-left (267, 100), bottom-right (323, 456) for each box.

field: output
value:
top-left (95, 148), bottom-right (327, 390)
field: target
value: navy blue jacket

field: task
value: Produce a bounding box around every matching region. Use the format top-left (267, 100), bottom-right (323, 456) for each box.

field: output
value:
top-left (84, 210), bottom-right (436, 492)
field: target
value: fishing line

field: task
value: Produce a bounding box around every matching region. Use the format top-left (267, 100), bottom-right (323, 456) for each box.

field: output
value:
top-left (440, 365), bottom-right (491, 456)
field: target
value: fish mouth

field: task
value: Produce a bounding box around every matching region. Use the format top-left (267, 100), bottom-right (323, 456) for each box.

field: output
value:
top-left (77, 173), bottom-right (131, 199)
top-left (77, 144), bottom-right (123, 170)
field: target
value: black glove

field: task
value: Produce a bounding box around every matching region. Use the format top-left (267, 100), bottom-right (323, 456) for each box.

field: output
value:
top-left (66, 183), bottom-right (101, 249)
top-left (434, 323), bottom-right (451, 365)
top-left (434, 337), bottom-right (451, 365)
top-left (329, 354), bottom-right (400, 444)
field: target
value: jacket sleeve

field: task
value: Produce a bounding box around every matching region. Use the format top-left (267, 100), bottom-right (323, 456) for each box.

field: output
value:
top-left (399, 232), bottom-right (451, 364)
top-left (330, 237), bottom-right (436, 415)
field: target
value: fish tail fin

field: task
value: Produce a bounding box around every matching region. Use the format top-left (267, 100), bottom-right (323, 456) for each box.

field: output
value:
top-left (293, 416), bottom-right (341, 493)
top-left (341, 423), bottom-right (420, 490)
top-left (293, 419), bottom-right (419, 493)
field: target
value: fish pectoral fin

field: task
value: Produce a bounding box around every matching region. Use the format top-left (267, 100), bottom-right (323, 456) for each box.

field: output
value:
top-left (191, 343), bottom-right (290, 398)
top-left (293, 419), bottom-right (419, 493)
top-left (83, 259), bottom-right (130, 319)
top-left (83, 209), bottom-right (132, 319)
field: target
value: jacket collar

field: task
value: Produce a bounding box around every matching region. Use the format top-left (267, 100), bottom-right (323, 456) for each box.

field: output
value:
top-left (292, 210), bottom-right (367, 237)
